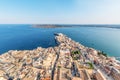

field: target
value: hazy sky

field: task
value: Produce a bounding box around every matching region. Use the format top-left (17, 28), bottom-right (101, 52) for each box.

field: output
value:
top-left (0, 0), bottom-right (120, 24)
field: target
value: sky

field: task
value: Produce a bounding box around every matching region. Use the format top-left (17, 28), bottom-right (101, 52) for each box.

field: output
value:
top-left (0, 0), bottom-right (120, 24)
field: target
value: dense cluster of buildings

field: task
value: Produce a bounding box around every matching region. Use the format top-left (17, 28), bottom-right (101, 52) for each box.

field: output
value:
top-left (0, 33), bottom-right (120, 80)
top-left (0, 47), bottom-right (56, 80)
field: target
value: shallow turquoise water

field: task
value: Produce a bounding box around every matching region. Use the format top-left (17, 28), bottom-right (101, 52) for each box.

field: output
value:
top-left (0, 25), bottom-right (120, 59)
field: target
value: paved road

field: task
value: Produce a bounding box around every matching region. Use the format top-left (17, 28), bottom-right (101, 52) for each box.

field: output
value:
top-left (93, 64), bottom-right (114, 80)
top-left (51, 52), bottom-right (59, 80)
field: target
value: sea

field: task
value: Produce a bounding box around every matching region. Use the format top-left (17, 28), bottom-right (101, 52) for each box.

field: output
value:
top-left (0, 24), bottom-right (120, 60)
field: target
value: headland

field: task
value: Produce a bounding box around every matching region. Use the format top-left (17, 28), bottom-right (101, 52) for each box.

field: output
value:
top-left (0, 33), bottom-right (120, 80)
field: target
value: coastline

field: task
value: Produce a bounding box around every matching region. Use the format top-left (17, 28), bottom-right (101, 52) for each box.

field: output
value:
top-left (0, 33), bottom-right (119, 80)
top-left (0, 33), bottom-right (119, 61)
top-left (0, 32), bottom-right (119, 62)
top-left (32, 24), bottom-right (120, 29)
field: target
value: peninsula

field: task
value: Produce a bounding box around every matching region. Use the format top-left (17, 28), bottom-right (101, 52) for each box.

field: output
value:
top-left (0, 33), bottom-right (120, 80)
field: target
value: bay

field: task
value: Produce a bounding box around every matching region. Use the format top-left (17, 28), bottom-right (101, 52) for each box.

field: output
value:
top-left (0, 24), bottom-right (120, 60)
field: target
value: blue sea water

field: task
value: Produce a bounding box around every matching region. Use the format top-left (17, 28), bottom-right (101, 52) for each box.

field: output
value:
top-left (0, 24), bottom-right (120, 59)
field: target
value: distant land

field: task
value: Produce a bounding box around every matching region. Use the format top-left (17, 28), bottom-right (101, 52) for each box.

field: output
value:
top-left (32, 24), bottom-right (120, 29)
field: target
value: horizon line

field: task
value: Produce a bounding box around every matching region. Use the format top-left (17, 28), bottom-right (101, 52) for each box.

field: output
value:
top-left (0, 23), bottom-right (120, 25)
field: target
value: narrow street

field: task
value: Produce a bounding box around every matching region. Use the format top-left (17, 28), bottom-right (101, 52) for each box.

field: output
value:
top-left (51, 52), bottom-right (59, 80)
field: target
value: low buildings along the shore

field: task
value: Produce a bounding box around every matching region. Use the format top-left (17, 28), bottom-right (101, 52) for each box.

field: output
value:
top-left (0, 33), bottom-right (119, 80)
